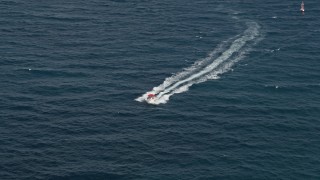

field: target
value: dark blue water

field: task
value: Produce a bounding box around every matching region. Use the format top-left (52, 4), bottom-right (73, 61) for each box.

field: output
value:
top-left (1, 0), bottom-right (320, 179)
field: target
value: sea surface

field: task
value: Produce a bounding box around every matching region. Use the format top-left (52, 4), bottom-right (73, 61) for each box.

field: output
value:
top-left (1, 0), bottom-right (320, 179)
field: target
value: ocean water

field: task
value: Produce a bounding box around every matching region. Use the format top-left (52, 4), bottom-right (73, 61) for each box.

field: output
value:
top-left (1, 0), bottom-right (320, 179)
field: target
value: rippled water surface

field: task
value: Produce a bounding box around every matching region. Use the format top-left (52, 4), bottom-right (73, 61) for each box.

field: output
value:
top-left (1, 0), bottom-right (320, 179)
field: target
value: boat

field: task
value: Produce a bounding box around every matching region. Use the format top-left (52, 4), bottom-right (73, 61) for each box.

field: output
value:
top-left (146, 93), bottom-right (156, 104)
top-left (300, 1), bottom-right (305, 12)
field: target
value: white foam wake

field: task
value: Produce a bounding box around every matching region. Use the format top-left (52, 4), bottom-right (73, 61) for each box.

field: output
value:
top-left (136, 21), bottom-right (261, 105)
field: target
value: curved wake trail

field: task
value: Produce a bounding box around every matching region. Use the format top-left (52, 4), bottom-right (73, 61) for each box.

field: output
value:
top-left (136, 21), bottom-right (261, 105)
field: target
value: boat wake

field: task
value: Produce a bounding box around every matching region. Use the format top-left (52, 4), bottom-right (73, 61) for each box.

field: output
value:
top-left (136, 21), bottom-right (262, 105)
